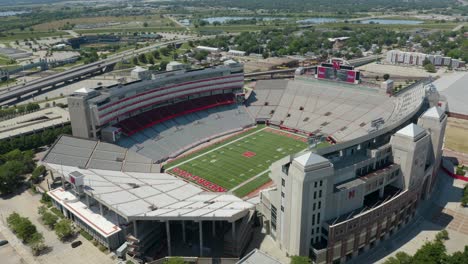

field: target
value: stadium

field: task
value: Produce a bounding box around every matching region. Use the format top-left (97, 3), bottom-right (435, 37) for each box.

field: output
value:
top-left (42, 59), bottom-right (447, 263)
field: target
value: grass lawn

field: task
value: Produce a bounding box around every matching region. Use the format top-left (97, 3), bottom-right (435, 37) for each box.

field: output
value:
top-left (166, 126), bottom-right (308, 192)
top-left (233, 172), bottom-right (271, 198)
top-left (445, 117), bottom-right (468, 154)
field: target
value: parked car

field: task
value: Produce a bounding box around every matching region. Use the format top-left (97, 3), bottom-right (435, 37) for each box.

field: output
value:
top-left (0, 240), bottom-right (8, 246)
top-left (71, 241), bottom-right (82, 248)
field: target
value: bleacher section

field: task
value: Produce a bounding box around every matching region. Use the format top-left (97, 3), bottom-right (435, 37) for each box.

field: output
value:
top-left (117, 103), bottom-right (255, 163)
top-left (43, 135), bottom-right (160, 172)
top-left (246, 78), bottom-right (426, 143)
top-left (116, 93), bottom-right (236, 136)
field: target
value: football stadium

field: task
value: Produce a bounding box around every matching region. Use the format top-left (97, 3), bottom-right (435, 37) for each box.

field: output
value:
top-left (41, 59), bottom-right (448, 263)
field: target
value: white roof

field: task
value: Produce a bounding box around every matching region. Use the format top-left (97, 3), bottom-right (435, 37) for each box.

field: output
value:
top-left (167, 61), bottom-right (183, 66)
top-left (294, 151), bottom-right (329, 167)
top-left (74, 87), bottom-right (93, 94)
top-left (396, 123), bottom-right (426, 139)
top-left (423, 106), bottom-right (444, 120)
top-left (132, 66), bottom-right (147, 73)
top-left (46, 164), bottom-right (254, 221)
top-left (48, 188), bottom-right (121, 238)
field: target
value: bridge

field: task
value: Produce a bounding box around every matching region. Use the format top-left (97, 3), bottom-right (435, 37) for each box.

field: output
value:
top-left (244, 55), bottom-right (381, 78)
top-left (0, 37), bottom-right (209, 106)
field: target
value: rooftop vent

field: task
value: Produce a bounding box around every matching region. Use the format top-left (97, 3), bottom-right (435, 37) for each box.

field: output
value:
top-left (127, 183), bottom-right (140, 188)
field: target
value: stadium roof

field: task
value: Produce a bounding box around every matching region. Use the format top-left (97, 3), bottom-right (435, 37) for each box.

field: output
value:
top-left (43, 135), bottom-right (254, 222)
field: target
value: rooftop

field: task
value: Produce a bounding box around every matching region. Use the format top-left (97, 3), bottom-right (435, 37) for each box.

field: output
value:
top-left (48, 188), bottom-right (121, 238)
top-left (45, 163), bottom-right (254, 221)
top-left (44, 136), bottom-right (254, 221)
top-left (0, 107), bottom-right (70, 140)
top-left (237, 249), bottom-right (283, 264)
top-left (396, 123), bottom-right (426, 140)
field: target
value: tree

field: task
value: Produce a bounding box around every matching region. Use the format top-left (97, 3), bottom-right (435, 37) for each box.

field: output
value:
top-left (41, 211), bottom-right (58, 229)
top-left (412, 240), bottom-right (447, 264)
top-left (290, 256), bottom-right (311, 264)
top-left (148, 57), bottom-right (155, 65)
top-left (164, 257), bottom-right (186, 264)
top-left (159, 61), bottom-right (169, 71)
top-left (152, 50), bottom-right (160, 59)
top-left (143, 22), bottom-right (149, 27)
top-left (132, 57), bottom-right (138, 65)
top-left (435, 229), bottom-right (449, 242)
top-left (138, 53), bottom-right (147, 64)
top-left (31, 165), bottom-right (46, 184)
top-left (29, 232), bottom-right (45, 256)
top-left (383, 252), bottom-right (412, 264)
top-left (160, 47), bottom-right (170, 56)
top-left (424, 63), bottom-right (436, 73)
top-left (383, 74), bottom-right (390, 81)
top-left (55, 219), bottom-right (73, 241)
top-left (0, 161), bottom-right (26, 194)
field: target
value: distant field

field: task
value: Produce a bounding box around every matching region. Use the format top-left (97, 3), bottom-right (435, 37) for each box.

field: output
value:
top-left (32, 16), bottom-right (173, 31)
top-left (233, 172), bottom-right (271, 198)
top-left (445, 117), bottom-right (468, 154)
top-left (166, 126), bottom-right (308, 193)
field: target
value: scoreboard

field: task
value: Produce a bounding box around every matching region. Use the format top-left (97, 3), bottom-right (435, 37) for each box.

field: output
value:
top-left (316, 63), bottom-right (360, 84)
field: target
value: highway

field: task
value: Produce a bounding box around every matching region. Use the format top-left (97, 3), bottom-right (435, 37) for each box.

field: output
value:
top-left (0, 36), bottom-right (211, 106)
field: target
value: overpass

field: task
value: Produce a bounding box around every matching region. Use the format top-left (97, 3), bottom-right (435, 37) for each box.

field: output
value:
top-left (245, 55), bottom-right (381, 78)
top-left (0, 36), bottom-right (211, 106)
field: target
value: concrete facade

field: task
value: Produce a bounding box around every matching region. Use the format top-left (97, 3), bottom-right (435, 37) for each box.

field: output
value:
top-left (259, 103), bottom-right (447, 263)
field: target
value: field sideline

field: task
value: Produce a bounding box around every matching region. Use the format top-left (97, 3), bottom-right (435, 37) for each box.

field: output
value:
top-left (166, 126), bottom-right (308, 193)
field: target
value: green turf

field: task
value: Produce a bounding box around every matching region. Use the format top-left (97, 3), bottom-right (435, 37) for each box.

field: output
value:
top-left (233, 172), bottom-right (271, 198)
top-left (166, 127), bottom-right (308, 191)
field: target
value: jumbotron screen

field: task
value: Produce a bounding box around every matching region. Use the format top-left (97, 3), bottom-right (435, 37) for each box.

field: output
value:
top-left (317, 66), bottom-right (358, 83)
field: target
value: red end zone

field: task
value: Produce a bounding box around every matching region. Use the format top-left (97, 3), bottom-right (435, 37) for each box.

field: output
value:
top-left (243, 151), bottom-right (256, 158)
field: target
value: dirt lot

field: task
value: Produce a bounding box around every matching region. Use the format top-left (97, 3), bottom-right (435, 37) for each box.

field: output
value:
top-left (445, 117), bottom-right (468, 154)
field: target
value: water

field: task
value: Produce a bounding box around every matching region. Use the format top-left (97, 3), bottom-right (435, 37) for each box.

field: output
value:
top-left (0, 11), bottom-right (29, 17)
top-left (360, 19), bottom-right (423, 25)
top-left (296, 18), bottom-right (338, 24)
top-left (202, 16), bottom-right (286, 24)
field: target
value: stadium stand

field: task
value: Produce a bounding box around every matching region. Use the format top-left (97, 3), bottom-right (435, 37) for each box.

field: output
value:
top-left (117, 103), bottom-right (255, 163)
top-left (115, 93), bottom-right (236, 136)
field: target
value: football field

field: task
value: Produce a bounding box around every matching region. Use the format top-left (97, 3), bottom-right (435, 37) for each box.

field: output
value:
top-left (166, 126), bottom-right (308, 193)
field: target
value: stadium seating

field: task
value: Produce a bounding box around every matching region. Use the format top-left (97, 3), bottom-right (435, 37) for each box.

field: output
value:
top-left (116, 93), bottom-right (236, 136)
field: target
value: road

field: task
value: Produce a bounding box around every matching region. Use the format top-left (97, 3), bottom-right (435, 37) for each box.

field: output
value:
top-left (0, 35), bottom-right (213, 105)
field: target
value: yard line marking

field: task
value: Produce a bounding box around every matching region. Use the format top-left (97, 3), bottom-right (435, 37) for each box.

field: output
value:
top-left (166, 127), bottom-right (267, 170)
top-left (230, 169), bottom-right (270, 193)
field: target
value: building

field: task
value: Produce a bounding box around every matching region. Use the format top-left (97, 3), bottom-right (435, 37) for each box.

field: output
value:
top-left (67, 62), bottom-right (244, 141)
top-left (166, 61), bottom-right (187, 71)
top-left (196, 46), bottom-right (221, 53)
top-left (258, 81), bottom-right (447, 263)
top-left (228, 50), bottom-right (247, 57)
top-left (43, 135), bottom-right (255, 260)
top-left (385, 50), bottom-right (465, 69)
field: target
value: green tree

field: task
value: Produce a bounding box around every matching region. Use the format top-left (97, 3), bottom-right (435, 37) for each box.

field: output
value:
top-left (152, 50), bottom-right (160, 59)
top-left (435, 230), bottom-right (449, 242)
top-left (383, 252), bottom-right (412, 264)
top-left (412, 240), bottom-right (447, 264)
top-left (29, 232), bottom-right (45, 256)
top-left (148, 56), bottom-right (155, 65)
top-left (290, 256), bottom-right (311, 264)
top-left (41, 211), bottom-right (58, 228)
top-left (424, 63), bottom-right (436, 73)
top-left (383, 74), bottom-right (390, 81)
top-left (143, 22), bottom-right (149, 27)
top-left (55, 219), bottom-right (73, 240)
top-left (159, 61), bottom-right (169, 71)
top-left (0, 161), bottom-right (26, 194)
top-left (164, 257), bottom-right (186, 264)
top-left (138, 53), bottom-right (147, 64)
